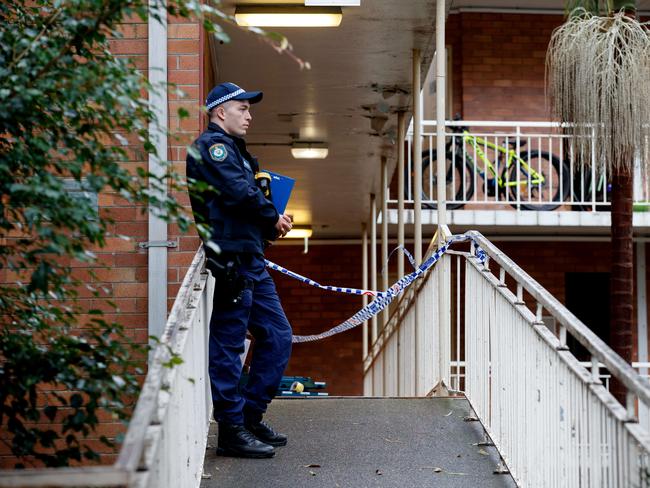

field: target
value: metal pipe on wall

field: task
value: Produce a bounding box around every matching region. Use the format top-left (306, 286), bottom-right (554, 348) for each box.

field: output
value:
top-left (397, 112), bottom-right (406, 280)
top-left (370, 193), bottom-right (378, 344)
top-left (147, 7), bottom-right (168, 345)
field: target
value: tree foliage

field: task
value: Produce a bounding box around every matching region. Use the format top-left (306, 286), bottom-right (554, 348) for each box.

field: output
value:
top-left (0, 0), bottom-right (298, 468)
top-left (565, 0), bottom-right (637, 16)
top-left (547, 1), bottom-right (649, 172)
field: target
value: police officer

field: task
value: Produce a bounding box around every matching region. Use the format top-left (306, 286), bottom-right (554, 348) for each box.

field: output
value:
top-left (186, 82), bottom-right (294, 459)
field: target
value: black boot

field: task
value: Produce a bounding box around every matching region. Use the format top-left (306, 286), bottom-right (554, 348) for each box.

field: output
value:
top-left (245, 419), bottom-right (288, 447)
top-left (217, 423), bottom-right (275, 458)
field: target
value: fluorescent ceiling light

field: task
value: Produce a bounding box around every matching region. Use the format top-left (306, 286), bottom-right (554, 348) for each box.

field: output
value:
top-left (291, 142), bottom-right (329, 159)
top-left (306, 0), bottom-right (359, 5)
top-left (285, 226), bottom-right (313, 239)
top-left (235, 6), bottom-right (343, 27)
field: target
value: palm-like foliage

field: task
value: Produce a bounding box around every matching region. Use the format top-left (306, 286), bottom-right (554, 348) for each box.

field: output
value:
top-left (546, 1), bottom-right (649, 386)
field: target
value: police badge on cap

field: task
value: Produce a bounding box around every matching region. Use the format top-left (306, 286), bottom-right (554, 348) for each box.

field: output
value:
top-left (206, 82), bottom-right (263, 111)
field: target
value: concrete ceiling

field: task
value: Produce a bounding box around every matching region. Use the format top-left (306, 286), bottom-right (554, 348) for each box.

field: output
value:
top-left (213, 0), bottom-right (439, 238)
top-left (211, 1), bottom-right (649, 239)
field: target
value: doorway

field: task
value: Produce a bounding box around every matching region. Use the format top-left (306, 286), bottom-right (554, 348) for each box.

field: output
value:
top-left (565, 272), bottom-right (611, 361)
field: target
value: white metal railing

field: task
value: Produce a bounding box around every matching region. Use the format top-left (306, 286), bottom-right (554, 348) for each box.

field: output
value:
top-left (0, 249), bottom-right (212, 488)
top-left (363, 231), bottom-right (650, 487)
top-left (393, 120), bottom-right (650, 211)
top-left (465, 233), bottom-right (650, 487)
top-left (363, 253), bottom-right (451, 397)
top-left (449, 361), bottom-right (650, 395)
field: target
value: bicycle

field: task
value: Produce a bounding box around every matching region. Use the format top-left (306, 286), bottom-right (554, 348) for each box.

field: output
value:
top-left (408, 118), bottom-right (571, 211)
top-left (572, 165), bottom-right (611, 211)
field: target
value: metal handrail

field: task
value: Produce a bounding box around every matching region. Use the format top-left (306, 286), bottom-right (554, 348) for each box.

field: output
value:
top-left (116, 246), bottom-right (206, 473)
top-left (468, 230), bottom-right (650, 407)
top-left (0, 248), bottom-right (208, 488)
top-left (363, 231), bottom-right (445, 371)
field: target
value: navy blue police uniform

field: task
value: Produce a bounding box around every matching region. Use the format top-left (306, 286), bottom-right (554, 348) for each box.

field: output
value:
top-left (186, 83), bottom-right (292, 456)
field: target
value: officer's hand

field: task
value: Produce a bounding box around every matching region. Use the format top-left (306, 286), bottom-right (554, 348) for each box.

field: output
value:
top-left (275, 214), bottom-right (293, 237)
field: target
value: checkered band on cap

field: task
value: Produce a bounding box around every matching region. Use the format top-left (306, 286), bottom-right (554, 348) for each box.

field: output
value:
top-left (206, 89), bottom-right (245, 110)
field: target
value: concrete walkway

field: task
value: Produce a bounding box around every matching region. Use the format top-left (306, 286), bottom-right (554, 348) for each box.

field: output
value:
top-left (201, 397), bottom-right (516, 488)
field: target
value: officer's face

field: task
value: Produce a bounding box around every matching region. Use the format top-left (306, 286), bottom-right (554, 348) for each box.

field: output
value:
top-left (219, 100), bottom-right (252, 137)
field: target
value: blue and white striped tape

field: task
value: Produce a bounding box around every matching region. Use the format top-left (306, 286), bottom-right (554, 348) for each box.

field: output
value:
top-left (265, 233), bottom-right (487, 343)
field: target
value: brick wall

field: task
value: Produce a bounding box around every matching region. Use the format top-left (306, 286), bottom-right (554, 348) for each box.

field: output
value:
top-left (449, 12), bottom-right (563, 121)
top-left (491, 239), bottom-right (647, 363)
top-left (265, 244), bottom-right (365, 396)
top-left (0, 11), bottom-right (204, 468)
top-left (265, 238), bottom-right (649, 397)
top-left (167, 14), bottom-right (204, 303)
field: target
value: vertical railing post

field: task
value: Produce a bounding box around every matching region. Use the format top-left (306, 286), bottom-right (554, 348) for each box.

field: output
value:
top-left (435, 2), bottom-right (447, 238)
top-left (370, 194), bottom-right (378, 346)
top-left (397, 111), bottom-right (406, 281)
top-left (381, 156), bottom-right (389, 330)
top-left (362, 223), bottom-right (369, 360)
top-left (637, 241), bottom-right (649, 426)
top-left (380, 157), bottom-right (389, 395)
top-left (435, 0), bottom-right (450, 385)
top-left (396, 112), bottom-right (405, 396)
top-left (413, 49), bottom-right (423, 265)
top-left (412, 48), bottom-right (422, 394)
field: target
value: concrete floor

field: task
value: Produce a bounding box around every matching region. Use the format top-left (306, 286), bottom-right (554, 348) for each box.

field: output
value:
top-left (200, 397), bottom-right (517, 488)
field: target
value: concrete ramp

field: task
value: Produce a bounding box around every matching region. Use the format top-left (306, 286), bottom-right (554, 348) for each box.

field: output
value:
top-left (201, 397), bottom-right (516, 488)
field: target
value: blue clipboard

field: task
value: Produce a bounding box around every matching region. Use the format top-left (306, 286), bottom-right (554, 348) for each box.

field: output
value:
top-left (266, 170), bottom-right (295, 214)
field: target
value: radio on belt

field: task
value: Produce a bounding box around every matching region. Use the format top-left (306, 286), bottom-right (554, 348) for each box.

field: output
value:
top-left (255, 171), bottom-right (272, 200)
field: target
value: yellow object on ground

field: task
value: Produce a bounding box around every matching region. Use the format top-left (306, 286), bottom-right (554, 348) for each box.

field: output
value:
top-left (290, 381), bottom-right (304, 393)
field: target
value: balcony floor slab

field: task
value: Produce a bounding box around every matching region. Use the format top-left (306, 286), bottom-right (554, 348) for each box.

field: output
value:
top-left (385, 209), bottom-right (650, 237)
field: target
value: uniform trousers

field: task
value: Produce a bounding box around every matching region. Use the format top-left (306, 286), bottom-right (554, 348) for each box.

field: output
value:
top-left (208, 255), bottom-right (292, 426)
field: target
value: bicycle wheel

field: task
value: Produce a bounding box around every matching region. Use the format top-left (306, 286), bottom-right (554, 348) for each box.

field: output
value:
top-left (572, 165), bottom-right (611, 211)
top-left (507, 150), bottom-right (570, 211)
top-left (404, 149), bottom-right (474, 210)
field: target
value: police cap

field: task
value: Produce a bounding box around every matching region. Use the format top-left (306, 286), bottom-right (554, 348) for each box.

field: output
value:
top-left (205, 82), bottom-right (263, 111)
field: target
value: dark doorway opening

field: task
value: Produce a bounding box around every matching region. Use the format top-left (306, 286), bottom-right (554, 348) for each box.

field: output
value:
top-left (565, 272), bottom-right (611, 361)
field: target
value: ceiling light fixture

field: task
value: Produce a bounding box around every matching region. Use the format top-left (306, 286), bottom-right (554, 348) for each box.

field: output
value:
top-left (285, 226), bottom-right (313, 239)
top-left (285, 225), bottom-right (313, 254)
top-left (291, 142), bottom-right (329, 159)
top-left (234, 6), bottom-right (343, 28)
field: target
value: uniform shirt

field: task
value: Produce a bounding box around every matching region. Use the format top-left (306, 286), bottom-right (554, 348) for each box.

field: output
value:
top-left (187, 122), bottom-right (279, 256)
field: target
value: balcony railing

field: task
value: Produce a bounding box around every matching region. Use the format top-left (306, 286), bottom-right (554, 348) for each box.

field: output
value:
top-left (393, 120), bottom-right (650, 211)
top-left (364, 231), bottom-right (650, 487)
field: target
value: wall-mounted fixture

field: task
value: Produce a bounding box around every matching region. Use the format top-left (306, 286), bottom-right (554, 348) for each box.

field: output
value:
top-left (235, 6), bottom-right (343, 27)
top-left (291, 142), bottom-right (329, 159)
top-left (285, 225), bottom-right (313, 254)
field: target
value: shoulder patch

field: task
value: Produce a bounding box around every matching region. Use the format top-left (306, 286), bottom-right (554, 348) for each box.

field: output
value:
top-left (209, 143), bottom-right (228, 162)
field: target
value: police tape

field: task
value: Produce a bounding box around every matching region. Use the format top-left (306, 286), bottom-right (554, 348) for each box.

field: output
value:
top-left (265, 233), bottom-right (487, 343)
top-left (264, 247), bottom-right (419, 298)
